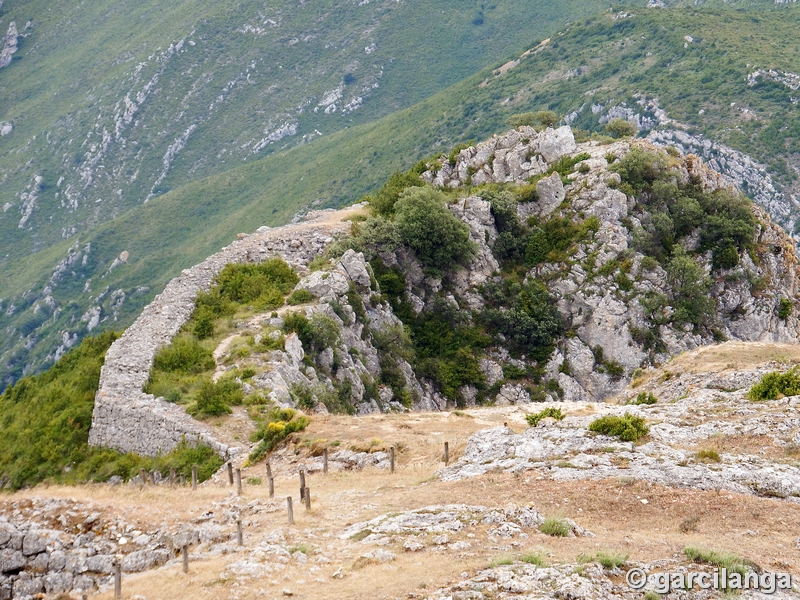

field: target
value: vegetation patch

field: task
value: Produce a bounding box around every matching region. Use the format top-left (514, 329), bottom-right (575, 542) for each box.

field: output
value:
top-left (588, 413), bottom-right (649, 442)
top-left (749, 368), bottom-right (800, 401)
top-left (695, 449), bottom-right (721, 463)
top-left (540, 517), bottom-right (572, 537)
top-left (630, 391), bottom-right (657, 405)
top-left (0, 332), bottom-right (222, 488)
top-left (683, 547), bottom-right (750, 577)
top-left (526, 407), bottom-right (565, 427)
top-left (249, 408), bottom-right (311, 463)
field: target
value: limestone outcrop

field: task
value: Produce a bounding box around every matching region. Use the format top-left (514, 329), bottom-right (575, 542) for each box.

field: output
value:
top-left (90, 126), bottom-right (800, 461)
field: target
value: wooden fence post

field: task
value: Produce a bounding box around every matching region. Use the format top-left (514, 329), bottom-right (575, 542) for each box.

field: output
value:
top-left (323, 448), bottom-right (328, 474)
top-left (169, 467), bottom-right (175, 487)
top-left (236, 520), bottom-right (243, 546)
top-left (390, 447), bottom-right (395, 474)
top-left (299, 469), bottom-right (306, 501)
top-left (236, 468), bottom-right (242, 495)
top-left (227, 462), bottom-right (234, 485)
top-left (268, 476), bottom-right (274, 498)
top-left (139, 468), bottom-right (147, 486)
top-left (114, 562), bottom-right (121, 598)
top-left (191, 465), bottom-right (197, 491)
top-left (304, 487), bottom-right (311, 510)
top-left (444, 441), bottom-right (449, 465)
top-left (287, 497), bottom-right (294, 525)
top-left (182, 545), bottom-right (189, 573)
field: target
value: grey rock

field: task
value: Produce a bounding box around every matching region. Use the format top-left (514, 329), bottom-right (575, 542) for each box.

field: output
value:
top-left (86, 553), bottom-right (115, 574)
top-left (22, 530), bottom-right (48, 556)
top-left (0, 550), bottom-right (25, 573)
top-left (44, 571), bottom-right (73, 594)
top-left (48, 550), bottom-right (66, 571)
top-left (536, 126), bottom-right (578, 163)
top-left (12, 572), bottom-right (43, 598)
top-left (535, 172), bottom-right (566, 217)
top-left (121, 548), bottom-right (171, 572)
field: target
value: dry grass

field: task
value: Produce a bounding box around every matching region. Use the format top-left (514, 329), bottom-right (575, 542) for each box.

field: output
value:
top-left (12, 402), bottom-right (800, 600)
top-left (630, 341), bottom-right (800, 389)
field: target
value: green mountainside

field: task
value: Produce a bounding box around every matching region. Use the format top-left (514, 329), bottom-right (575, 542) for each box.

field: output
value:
top-left (3, 0), bottom-right (800, 387)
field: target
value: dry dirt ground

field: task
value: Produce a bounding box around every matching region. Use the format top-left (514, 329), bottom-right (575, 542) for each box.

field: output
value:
top-left (9, 342), bottom-right (800, 599)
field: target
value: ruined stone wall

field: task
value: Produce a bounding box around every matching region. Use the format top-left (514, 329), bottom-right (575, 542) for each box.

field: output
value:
top-left (88, 209), bottom-right (353, 458)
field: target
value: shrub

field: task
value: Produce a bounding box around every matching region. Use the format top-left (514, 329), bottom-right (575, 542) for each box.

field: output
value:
top-left (249, 408), bottom-right (310, 462)
top-left (779, 298), bottom-right (793, 320)
top-left (748, 367), bottom-right (800, 400)
top-left (366, 170), bottom-right (425, 216)
top-left (394, 187), bottom-right (476, 273)
top-left (695, 449), bottom-right (721, 463)
top-left (216, 258), bottom-right (299, 307)
top-left (289, 383), bottom-right (316, 411)
top-left (588, 413), bottom-right (649, 442)
top-left (189, 378), bottom-right (243, 417)
top-left (526, 407), bottom-right (565, 427)
top-left (632, 391), bottom-right (657, 405)
top-left (480, 279), bottom-right (563, 361)
top-left (152, 336), bottom-right (214, 374)
top-left (605, 118), bottom-right (637, 138)
top-left (540, 517), bottom-right (572, 537)
top-left (506, 110), bottom-right (558, 130)
top-left (520, 552), bottom-right (548, 567)
top-left (611, 147), bottom-right (671, 195)
top-left (595, 551), bottom-right (629, 569)
top-left (287, 288), bottom-right (314, 305)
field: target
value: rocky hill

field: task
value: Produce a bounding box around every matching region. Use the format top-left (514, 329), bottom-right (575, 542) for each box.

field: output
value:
top-left (90, 125), bottom-right (800, 460)
top-left (4, 1), bottom-right (800, 393)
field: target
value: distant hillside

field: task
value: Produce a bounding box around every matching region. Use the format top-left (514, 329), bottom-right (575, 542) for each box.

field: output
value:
top-left (3, 0), bottom-right (800, 387)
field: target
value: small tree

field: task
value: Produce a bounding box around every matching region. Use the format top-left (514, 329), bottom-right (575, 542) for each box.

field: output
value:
top-left (394, 187), bottom-right (475, 273)
top-left (605, 118), bottom-right (637, 138)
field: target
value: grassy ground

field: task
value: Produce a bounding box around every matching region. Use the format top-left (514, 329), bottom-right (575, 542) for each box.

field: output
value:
top-left (11, 401), bottom-right (800, 599)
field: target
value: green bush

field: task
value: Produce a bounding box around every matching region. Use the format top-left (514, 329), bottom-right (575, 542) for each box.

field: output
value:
top-left (779, 298), bottom-right (793, 320)
top-left (526, 407), bottom-right (565, 427)
top-left (525, 215), bottom-right (599, 265)
top-left (394, 187), bottom-right (476, 274)
top-left (749, 368), bottom-right (800, 400)
top-left (480, 279), bottom-right (563, 361)
top-left (632, 391), bottom-right (657, 405)
top-left (287, 288), bottom-right (314, 305)
top-left (216, 258), bottom-right (299, 307)
top-left (152, 336), bottom-right (215, 374)
top-left (605, 118), bottom-right (637, 138)
top-left (540, 517), bottom-right (572, 537)
top-left (189, 378), bottom-right (244, 417)
top-left (594, 551), bottom-right (629, 569)
top-left (506, 110), bottom-right (558, 130)
top-left (366, 170), bottom-right (425, 216)
top-left (588, 413), bottom-right (649, 442)
top-left (249, 408), bottom-right (310, 462)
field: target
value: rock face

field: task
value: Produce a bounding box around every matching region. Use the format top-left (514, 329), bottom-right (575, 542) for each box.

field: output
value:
top-left (0, 22), bottom-right (17, 69)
